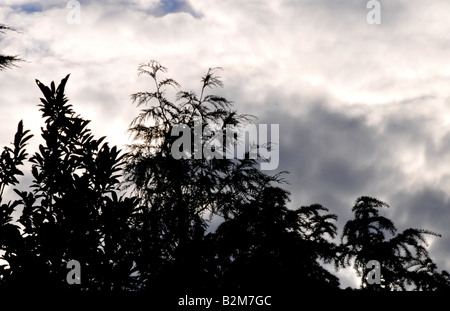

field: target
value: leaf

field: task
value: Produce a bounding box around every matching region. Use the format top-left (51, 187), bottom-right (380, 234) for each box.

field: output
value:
top-left (158, 78), bottom-right (181, 89)
top-left (35, 79), bottom-right (53, 101)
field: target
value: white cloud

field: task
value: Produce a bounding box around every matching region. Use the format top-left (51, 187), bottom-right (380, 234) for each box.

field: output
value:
top-left (2, 0), bottom-right (450, 289)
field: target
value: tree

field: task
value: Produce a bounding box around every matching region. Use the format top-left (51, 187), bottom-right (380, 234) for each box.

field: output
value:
top-left (1, 75), bottom-right (139, 291)
top-left (124, 61), bottom-right (285, 291)
top-left (0, 24), bottom-right (28, 282)
top-left (0, 121), bottom-right (32, 283)
top-left (211, 189), bottom-right (340, 291)
top-left (338, 196), bottom-right (450, 290)
top-left (2, 59), bottom-right (449, 294)
top-left (0, 24), bottom-right (23, 71)
top-left (124, 61), bottom-right (342, 292)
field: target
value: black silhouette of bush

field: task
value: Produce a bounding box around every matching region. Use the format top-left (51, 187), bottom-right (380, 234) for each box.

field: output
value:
top-left (1, 61), bottom-right (449, 295)
top-left (338, 196), bottom-right (450, 290)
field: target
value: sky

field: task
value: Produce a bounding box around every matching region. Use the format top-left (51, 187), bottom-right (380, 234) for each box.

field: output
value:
top-left (1, 0), bottom-right (450, 289)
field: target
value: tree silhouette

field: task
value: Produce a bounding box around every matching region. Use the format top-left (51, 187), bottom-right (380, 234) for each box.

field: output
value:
top-left (124, 61), bottom-right (343, 292)
top-left (0, 27), bottom-right (28, 275)
top-left (1, 60), bottom-right (449, 295)
top-left (124, 61), bottom-right (288, 291)
top-left (0, 24), bottom-right (23, 71)
top-left (0, 121), bottom-right (32, 284)
top-left (0, 24), bottom-right (28, 284)
top-left (1, 75), bottom-right (139, 291)
top-left (338, 196), bottom-right (450, 290)
top-left (211, 190), bottom-right (340, 291)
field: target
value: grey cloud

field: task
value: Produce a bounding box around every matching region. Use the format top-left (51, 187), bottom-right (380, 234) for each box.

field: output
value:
top-left (425, 130), bottom-right (450, 165)
top-left (282, 0), bottom-right (407, 27)
top-left (253, 93), bottom-right (450, 278)
top-left (252, 102), bottom-right (383, 232)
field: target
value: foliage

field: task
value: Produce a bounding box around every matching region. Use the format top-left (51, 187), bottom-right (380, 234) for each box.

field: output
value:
top-left (0, 75), bottom-right (139, 291)
top-left (0, 61), bottom-right (449, 293)
top-left (124, 61), bottom-right (291, 290)
top-left (0, 121), bottom-right (32, 281)
top-left (0, 24), bottom-right (23, 71)
top-left (212, 188), bottom-right (340, 291)
top-left (338, 196), bottom-right (450, 290)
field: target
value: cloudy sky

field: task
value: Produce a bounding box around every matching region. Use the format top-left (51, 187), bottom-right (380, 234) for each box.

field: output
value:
top-left (1, 0), bottom-right (450, 288)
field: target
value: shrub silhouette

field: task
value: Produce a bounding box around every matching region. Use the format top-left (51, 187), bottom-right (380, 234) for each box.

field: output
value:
top-left (0, 61), bottom-right (449, 294)
top-left (124, 61), bottom-right (292, 291)
top-left (1, 75), bottom-right (139, 291)
top-left (338, 196), bottom-right (450, 290)
top-left (0, 121), bottom-right (32, 284)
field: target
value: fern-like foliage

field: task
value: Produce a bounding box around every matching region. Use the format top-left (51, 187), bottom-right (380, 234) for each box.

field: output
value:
top-left (0, 24), bottom-right (23, 71)
top-left (338, 196), bottom-right (450, 290)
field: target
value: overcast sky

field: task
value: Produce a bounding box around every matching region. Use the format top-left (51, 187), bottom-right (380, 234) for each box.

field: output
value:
top-left (1, 0), bottom-right (450, 289)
